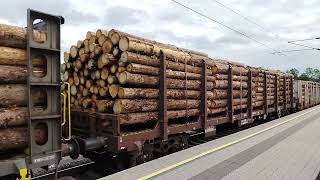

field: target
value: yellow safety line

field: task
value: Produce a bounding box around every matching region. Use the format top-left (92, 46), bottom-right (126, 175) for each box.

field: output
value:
top-left (138, 107), bottom-right (320, 180)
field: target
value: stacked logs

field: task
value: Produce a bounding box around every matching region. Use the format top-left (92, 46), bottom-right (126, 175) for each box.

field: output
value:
top-left (62, 29), bottom-right (220, 125)
top-left (0, 24), bottom-right (47, 152)
top-left (62, 29), bottom-right (293, 127)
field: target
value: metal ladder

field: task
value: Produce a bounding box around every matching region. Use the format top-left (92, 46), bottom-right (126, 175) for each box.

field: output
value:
top-left (26, 9), bottom-right (64, 173)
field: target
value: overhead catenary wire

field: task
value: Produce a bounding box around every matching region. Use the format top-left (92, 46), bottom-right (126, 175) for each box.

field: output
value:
top-left (273, 48), bottom-right (316, 54)
top-left (288, 42), bottom-right (320, 51)
top-left (212, 0), bottom-right (273, 35)
top-left (288, 37), bottom-right (320, 43)
top-left (171, 0), bottom-right (285, 55)
top-left (209, 0), bottom-right (320, 55)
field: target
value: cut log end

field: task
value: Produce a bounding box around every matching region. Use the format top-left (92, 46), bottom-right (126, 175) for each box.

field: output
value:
top-left (109, 84), bottom-right (119, 98)
top-left (118, 72), bottom-right (127, 84)
top-left (119, 37), bottom-right (129, 52)
top-left (119, 51), bottom-right (128, 63)
top-left (111, 32), bottom-right (121, 45)
top-left (113, 100), bottom-right (122, 114)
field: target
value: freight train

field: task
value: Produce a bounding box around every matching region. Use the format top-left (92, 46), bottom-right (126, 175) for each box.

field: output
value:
top-left (0, 9), bottom-right (320, 180)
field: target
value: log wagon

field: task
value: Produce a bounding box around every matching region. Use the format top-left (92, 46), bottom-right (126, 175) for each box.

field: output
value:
top-left (1, 8), bottom-right (320, 180)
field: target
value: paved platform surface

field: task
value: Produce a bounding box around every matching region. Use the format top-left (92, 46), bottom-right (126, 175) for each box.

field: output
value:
top-left (102, 105), bottom-right (320, 180)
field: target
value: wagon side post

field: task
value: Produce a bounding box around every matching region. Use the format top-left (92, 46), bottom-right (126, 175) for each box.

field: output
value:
top-left (284, 76), bottom-right (287, 112)
top-left (290, 76), bottom-right (294, 111)
top-left (159, 50), bottom-right (168, 141)
top-left (228, 65), bottom-right (234, 122)
top-left (247, 69), bottom-right (253, 120)
top-left (275, 74), bottom-right (279, 117)
top-left (263, 72), bottom-right (268, 118)
top-left (201, 60), bottom-right (213, 137)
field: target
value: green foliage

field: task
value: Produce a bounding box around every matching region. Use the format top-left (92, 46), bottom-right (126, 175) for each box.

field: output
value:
top-left (287, 68), bottom-right (299, 79)
top-left (287, 68), bottom-right (320, 82)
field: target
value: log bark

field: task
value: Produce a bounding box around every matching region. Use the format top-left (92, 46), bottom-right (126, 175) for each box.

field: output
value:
top-left (212, 89), bottom-right (247, 99)
top-left (213, 80), bottom-right (248, 89)
top-left (0, 24), bottom-right (47, 48)
top-left (0, 127), bottom-right (27, 151)
top-left (111, 29), bottom-right (207, 56)
top-left (0, 46), bottom-right (45, 67)
top-left (126, 63), bottom-right (215, 81)
top-left (118, 109), bottom-right (200, 125)
top-left (118, 72), bottom-right (214, 90)
top-left (0, 84), bottom-right (45, 107)
top-left (211, 63), bottom-right (248, 75)
top-left (209, 98), bottom-right (248, 108)
top-left (119, 36), bottom-right (206, 65)
top-left (113, 99), bottom-right (201, 114)
top-left (214, 74), bottom-right (248, 81)
top-left (120, 51), bottom-right (209, 75)
top-left (0, 107), bottom-right (27, 127)
top-left (0, 107), bottom-right (44, 127)
top-left (0, 65), bottom-right (45, 83)
top-left (118, 87), bottom-right (214, 100)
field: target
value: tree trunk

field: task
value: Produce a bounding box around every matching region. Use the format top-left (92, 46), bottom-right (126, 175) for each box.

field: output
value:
top-left (0, 107), bottom-right (27, 127)
top-left (211, 63), bottom-right (248, 75)
top-left (212, 89), bottom-right (247, 99)
top-left (214, 74), bottom-right (248, 81)
top-left (213, 80), bottom-right (248, 89)
top-left (119, 36), bottom-right (206, 65)
top-left (0, 65), bottom-right (45, 83)
top-left (0, 127), bottom-right (27, 152)
top-left (208, 98), bottom-right (248, 108)
top-left (120, 51), bottom-right (212, 76)
top-left (0, 84), bottom-right (46, 107)
top-left (110, 29), bottom-right (207, 56)
top-left (126, 63), bottom-right (215, 81)
top-left (118, 109), bottom-right (200, 125)
top-left (118, 72), bottom-right (214, 90)
top-left (207, 107), bottom-right (227, 115)
top-left (0, 46), bottom-right (45, 67)
top-left (113, 99), bottom-right (202, 114)
top-left (0, 24), bottom-right (47, 48)
top-left (117, 87), bottom-right (214, 100)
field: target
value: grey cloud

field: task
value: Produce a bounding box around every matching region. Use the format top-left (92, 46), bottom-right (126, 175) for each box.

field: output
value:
top-left (0, 0), bottom-right (98, 25)
top-left (104, 6), bottom-right (148, 26)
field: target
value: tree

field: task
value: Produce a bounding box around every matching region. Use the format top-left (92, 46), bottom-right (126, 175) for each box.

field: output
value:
top-left (287, 68), bottom-right (299, 79)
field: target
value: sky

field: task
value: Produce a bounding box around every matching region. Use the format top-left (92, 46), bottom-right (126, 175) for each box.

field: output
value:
top-left (0, 0), bottom-right (319, 72)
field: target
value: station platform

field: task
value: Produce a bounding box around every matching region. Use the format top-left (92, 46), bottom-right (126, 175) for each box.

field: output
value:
top-left (102, 105), bottom-right (320, 180)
